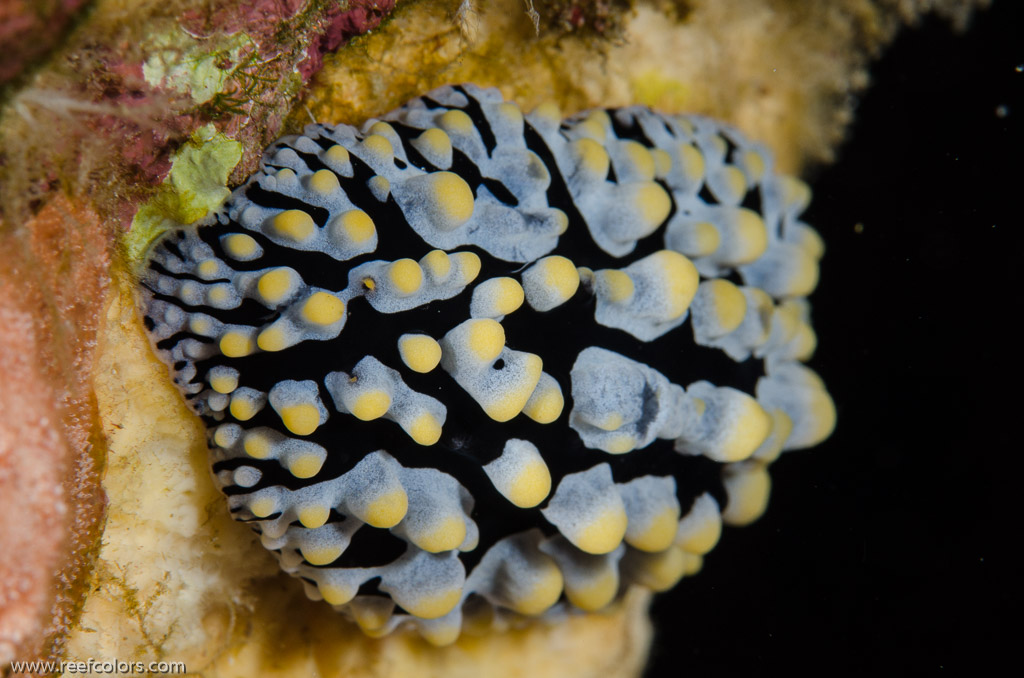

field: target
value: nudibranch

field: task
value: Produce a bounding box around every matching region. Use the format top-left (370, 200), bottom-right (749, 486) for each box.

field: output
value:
top-left (138, 84), bottom-right (835, 645)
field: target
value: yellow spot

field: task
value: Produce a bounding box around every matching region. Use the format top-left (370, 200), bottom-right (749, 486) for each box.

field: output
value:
top-left (398, 334), bottom-right (442, 373)
top-left (212, 427), bottom-right (235, 448)
top-left (651, 250), bottom-right (699, 320)
top-left (587, 110), bottom-right (611, 129)
top-left (223, 233), bottom-right (259, 259)
top-left (320, 582), bottom-right (356, 606)
top-left (280, 403), bottom-right (321, 436)
top-left (602, 433), bottom-right (636, 454)
top-left (674, 117), bottom-right (695, 136)
top-left (250, 498), bottom-right (276, 518)
top-left (692, 221), bottom-right (721, 256)
top-left (575, 505), bottom-right (628, 554)
top-left (639, 546), bottom-right (687, 591)
top-left (804, 388), bottom-right (838, 448)
top-left (298, 505), bottom-right (329, 529)
top-left (770, 308), bottom-right (806, 349)
top-left (210, 373), bottom-right (238, 394)
top-left (679, 516), bottom-right (721, 555)
top-left (257, 325), bottom-right (290, 352)
top-left (272, 210), bottom-right (315, 241)
top-left (628, 506), bottom-right (681, 552)
top-left (540, 255), bottom-right (580, 304)
top-left (678, 143), bottom-right (705, 182)
top-left (425, 171), bottom-right (475, 229)
top-left (632, 182), bottom-right (672, 231)
top-left (721, 165), bottom-right (747, 199)
top-left (497, 102), bottom-right (523, 127)
top-left (207, 285), bottom-right (231, 306)
top-left (309, 169), bottom-right (340, 195)
top-left (197, 259), bottom-right (219, 278)
top-left (417, 515), bottom-right (466, 553)
top-left (552, 208), bottom-right (569, 234)
top-left (350, 390), bottom-right (391, 421)
top-left (743, 150), bottom-right (766, 181)
top-left (709, 135), bottom-right (727, 157)
top-left (369, 121), bottom-right (397, 137)
top-left (523, 382), bottom-right (564, 425)
top-left (466, 319), bottom-right (505, 363)
top-left (301, 292), bottom-right (345, 326)
top-left (220, 331), bottom-right (253, 358)
top-left (797, 364), bottom-right (828, 391)
top-left (482, 353), bottom-right (543, 422)
top-left (415, 128), bottom-right (452, 160)
top-left (388, 258), bottom-right (423, 295)
top-left (275, 168), bottom-right (296, 182)
top-left (566, 569), bottom-right (618, 612)
top-left (407, 412), bottom-right (443, 446)
top-left (525, 153), bottom-right (550, 185)
top-left (718, 397), bottom-right (772, 462)
top-left (753, 409), bottom-right (794, 464)
top-left (787, 249), bottom-right (820, 297)
top-left (367, 175), bottom-right (390, 198)
top-left (692, 398), bottom-right (706, 417)
top-left (438, 109), bottom-right (474, 135)
top-left (352, 599), bottom-right (393, 632)
top-left (288, 452), bottom-right (323, 479)
top-left (683, 552), bottom-right (704, 576)
top-left (363, 488), bottom-right (408, 528)
top-left (802, 227), bottom-right (826, 260)
top-left (722, 463), bottom-right (772, 526)
top-left (531, 101), bottom-right (561, 125)
top-left (598, 269), bottom-right (634, 303)
top-left (302, 544), bottom-right (343, 566)
top-left (324, 144), bottom-right (350, 166)
top-left (257, 267), bottom-right (299, 305)
top-left (578, 113), bottom-right (608, 142)
top-left (488, 277), bottom-right (525, 316)
top-left (596, 412), bottom-right (624, 432)
top-left (421, 249), bottom-right (451, 279)
top-left (454, 251), bottom-right (481, 283)
top-left (779, 175), bottom-right (812, 211)
top-left (405, 588), bottom-right (462, 620)
top-left (730, 208), bottom-right (769, 264)
top-left (705, 279), bottom-right (747, 335)
top-left (362, 277), bottom-right (376, 291)
top-left (621, 140), bottom-right (655, 180)
top-left (360, 624), bottom-right (393, 640)
top-left (362, 133), bottom-right (393, 157)
top-left (652, 148), bottom-right (672, 177)
top-left (190, 315), bottom-right (213, 336)
top-left (419, 623), bottom-right (459, 647)
top-left (571, 137), bottom-right (609, 179)
top-left (510, 560), bottom-right (563, 615)
top-left (243, 433), bottom-right (272, 459)
top-left (504, 459), bottom-right (551, 508)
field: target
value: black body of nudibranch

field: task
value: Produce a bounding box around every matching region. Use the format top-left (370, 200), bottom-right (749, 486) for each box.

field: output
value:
top-left (139, 84), bottom-right (835, 645)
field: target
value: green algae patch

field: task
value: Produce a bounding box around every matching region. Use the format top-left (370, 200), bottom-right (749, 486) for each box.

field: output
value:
top-left (143, 32), bottom-right (255, 106)
top-left (125, 124), bottom-right (242, 265)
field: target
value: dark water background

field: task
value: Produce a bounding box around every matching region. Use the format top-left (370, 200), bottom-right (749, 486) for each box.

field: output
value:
top-left (646, 1), bottom-right (1020, 674)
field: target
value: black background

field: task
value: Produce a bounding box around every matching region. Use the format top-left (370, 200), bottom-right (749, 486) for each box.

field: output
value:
top-left (645, 1), bottom-right (1019, 674)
